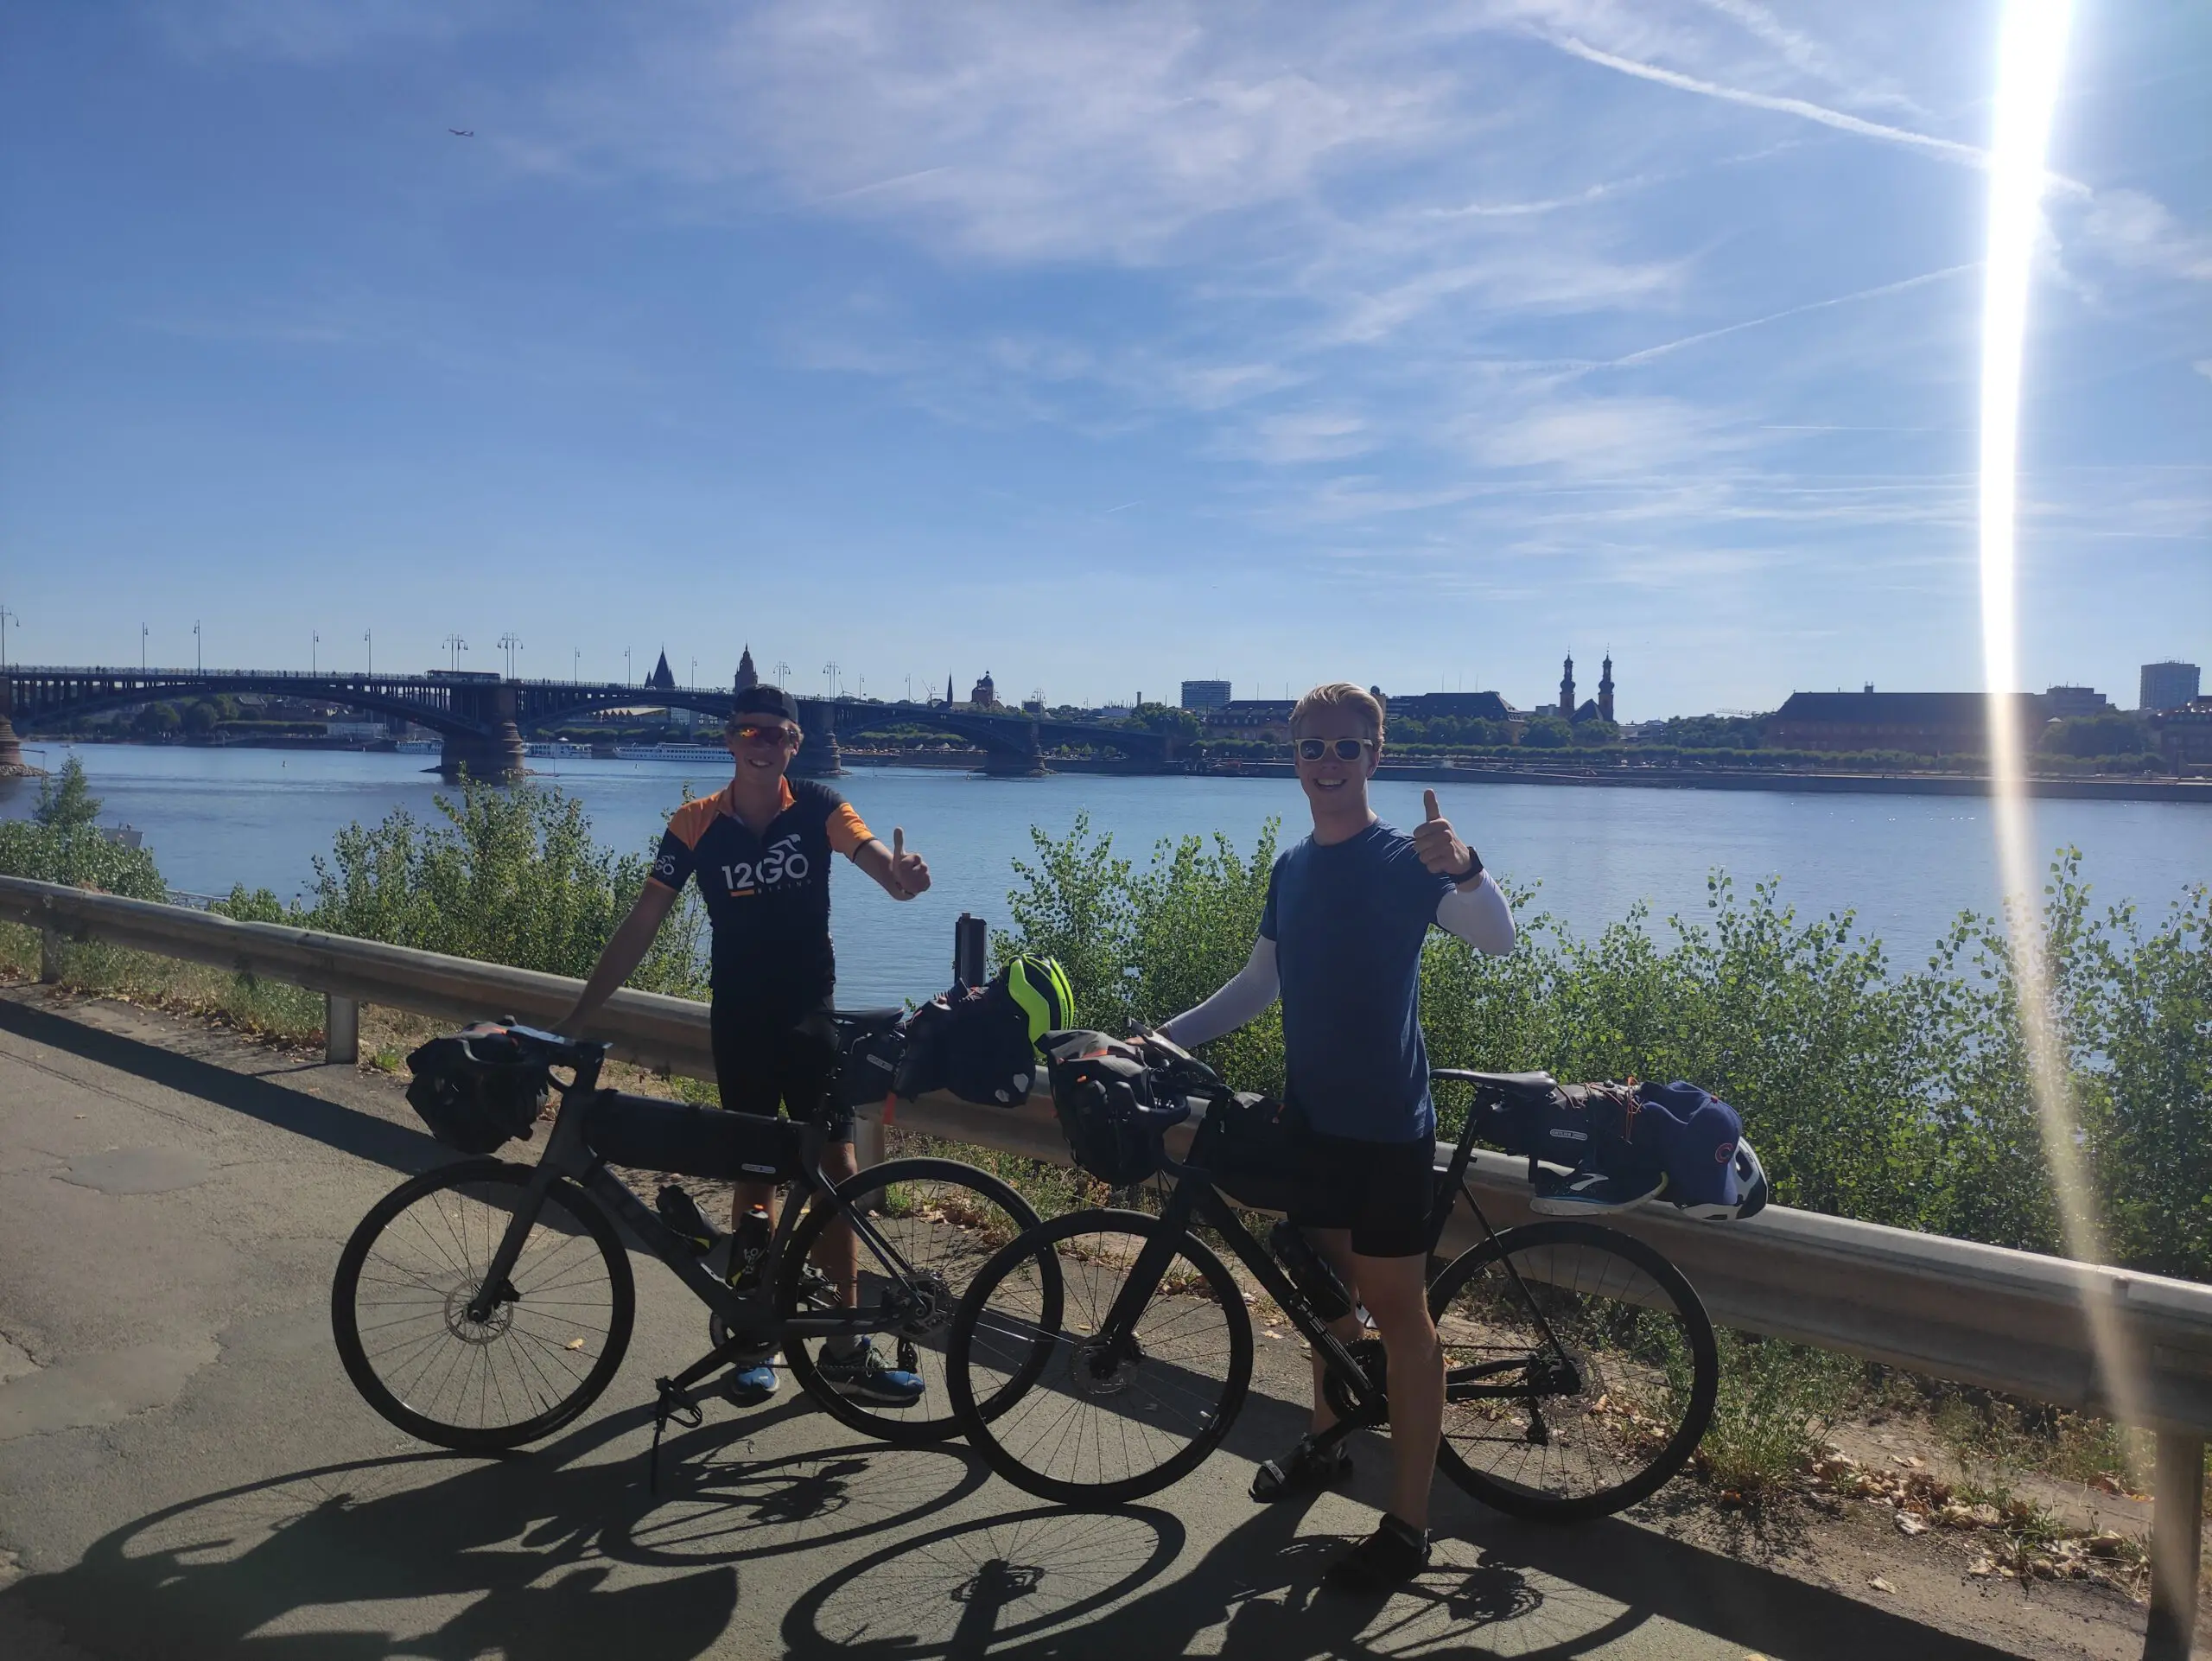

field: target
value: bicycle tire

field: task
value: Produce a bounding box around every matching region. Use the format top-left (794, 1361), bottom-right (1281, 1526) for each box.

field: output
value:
top-left (1428, 1219), bottom-right (1716, 1521)
top-left (331, 1159), bottom-right (634, 1453)
top-left (946, 1208), bottom-right (1254, 1506)
top-left (779, 1157), bottom-right (1046, 1445)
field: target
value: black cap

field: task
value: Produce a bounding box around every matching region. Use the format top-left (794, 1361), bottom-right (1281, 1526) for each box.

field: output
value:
top-left (729, 684), bottom-right (801, 723)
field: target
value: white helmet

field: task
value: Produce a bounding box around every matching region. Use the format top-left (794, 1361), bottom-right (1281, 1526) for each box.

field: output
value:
top-left (1669, 1134), bottom-right (1769, 1222)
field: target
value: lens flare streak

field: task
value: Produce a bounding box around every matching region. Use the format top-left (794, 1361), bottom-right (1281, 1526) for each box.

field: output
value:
top-left (1975, 0), bottom-right (2142, 1431)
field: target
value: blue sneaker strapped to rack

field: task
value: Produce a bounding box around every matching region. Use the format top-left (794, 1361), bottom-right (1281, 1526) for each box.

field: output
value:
top-left (1529, 1164), bottom-right (1666, 1215)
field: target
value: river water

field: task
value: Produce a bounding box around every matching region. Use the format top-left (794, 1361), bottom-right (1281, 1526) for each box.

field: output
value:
top-left (3, 744), bottom-right (2203, 1007)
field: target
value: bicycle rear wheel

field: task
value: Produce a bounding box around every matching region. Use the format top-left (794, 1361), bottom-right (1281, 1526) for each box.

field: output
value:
top-left (331, 1159), bottom-right (633, 1452)
top-left (1429, 1219), bottom-right (1716, 1520)
top-left (946, 1209), bottom-right (1252, 1506)
top-left (779, 1158), bottom-right (1044, 1445)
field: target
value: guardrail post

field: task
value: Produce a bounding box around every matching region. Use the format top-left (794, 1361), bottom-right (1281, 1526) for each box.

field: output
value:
top-left (324, 994), bottom-right (359, 1066)
top-left (39, 923), bottom-right (62, 983)
top-left (2145, 1429), bottom-right (2205, 1661)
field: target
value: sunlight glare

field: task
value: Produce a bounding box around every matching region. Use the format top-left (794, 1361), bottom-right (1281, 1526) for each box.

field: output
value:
top-left (1975, 0), bottom-right (2140, 1429)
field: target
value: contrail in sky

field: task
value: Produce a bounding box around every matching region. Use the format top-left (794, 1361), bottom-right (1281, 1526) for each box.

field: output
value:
top-left (1611, 264), bottom-right (1980, 366)
top-left (1550, 36), bottom-right (2090, 198)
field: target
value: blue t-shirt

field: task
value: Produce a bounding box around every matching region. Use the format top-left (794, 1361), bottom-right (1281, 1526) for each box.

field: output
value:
top-left (1259, 820), bottom-right (1453, 1143)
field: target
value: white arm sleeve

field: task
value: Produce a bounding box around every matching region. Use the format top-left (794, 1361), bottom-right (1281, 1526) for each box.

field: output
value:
top-left (1156, 936), bottom-right (1280, 1049)
top-left (1435, 872), bottom-right (1516, 955)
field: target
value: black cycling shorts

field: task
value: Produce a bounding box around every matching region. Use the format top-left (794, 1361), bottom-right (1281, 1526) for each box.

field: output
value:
top-left (709, 998), bottom-right (853, 1143)
top-left (1288, 1118), bottom-right (1437, 1259)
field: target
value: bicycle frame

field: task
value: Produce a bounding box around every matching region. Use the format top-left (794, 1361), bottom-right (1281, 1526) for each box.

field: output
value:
top-left (462, 1041), bottom-right (939, 1361)
top-left (1084, 1072), bottom-right (1586, 1439)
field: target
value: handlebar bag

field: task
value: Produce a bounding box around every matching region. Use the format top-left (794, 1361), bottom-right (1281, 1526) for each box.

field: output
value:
top-left (1041, 1030), bottom-right (1184, 1187)
top-left (404, 1028), bottom-right (548, 1155)
top-left (584, 1092), bottom-right (807, 1183)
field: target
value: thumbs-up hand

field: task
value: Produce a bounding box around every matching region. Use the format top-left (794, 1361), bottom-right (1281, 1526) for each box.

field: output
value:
top-left (887, 826), bottom-right (931, 900)
top-left (1412, 788), bottom-right (1477, 881)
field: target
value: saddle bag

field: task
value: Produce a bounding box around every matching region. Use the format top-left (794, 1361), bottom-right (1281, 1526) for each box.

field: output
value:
top-left (835, 1018), bottom-right (907, 1109)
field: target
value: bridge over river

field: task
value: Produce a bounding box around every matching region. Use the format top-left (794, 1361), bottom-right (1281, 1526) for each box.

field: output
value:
top-left (0, 665), bottom-right (1179, 780)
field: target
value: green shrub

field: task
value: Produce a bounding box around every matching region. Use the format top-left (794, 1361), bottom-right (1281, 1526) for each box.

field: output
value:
top-left (994, 820), bottom-right (2212, 1280)
top-left (298, 774), bottom-right (709, 997)
top-left (0, 760), bottom-right (167, 900)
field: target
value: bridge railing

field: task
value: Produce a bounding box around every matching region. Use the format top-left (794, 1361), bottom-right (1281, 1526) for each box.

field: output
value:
top-left (0, 870), bottom-right (2202, 1657)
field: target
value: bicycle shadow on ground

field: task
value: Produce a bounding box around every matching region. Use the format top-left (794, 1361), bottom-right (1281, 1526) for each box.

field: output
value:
top-left (778, 1383), bottom-right (2033, 1661)
top-left (1, 1396), bottom-right (989, 1661)
top-left (0, 993), bottom-right (442, 1177)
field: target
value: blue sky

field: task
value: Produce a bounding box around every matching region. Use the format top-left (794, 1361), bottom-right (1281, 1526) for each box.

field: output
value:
top-left (3, 1), bottom-right (2205, 718)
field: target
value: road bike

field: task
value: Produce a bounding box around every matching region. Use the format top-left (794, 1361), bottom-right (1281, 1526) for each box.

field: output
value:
top-left (332, 1017), bottom-right (1050, 1457)
top-left (944, 1045), bottom-right (1719, 1520)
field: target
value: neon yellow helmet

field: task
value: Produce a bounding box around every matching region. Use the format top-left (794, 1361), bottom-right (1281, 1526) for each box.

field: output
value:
top-left (1002, 956), bottom-right (1076, 1053)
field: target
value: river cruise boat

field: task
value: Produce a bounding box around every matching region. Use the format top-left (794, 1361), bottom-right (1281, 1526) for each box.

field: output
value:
top-left (613, 743), bottom-right (731, 762)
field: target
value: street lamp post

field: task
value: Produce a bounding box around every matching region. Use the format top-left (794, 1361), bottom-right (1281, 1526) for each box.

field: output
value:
top-left (311, 631), bottom-right (320, 675)
top-left (823, 661), bottom-right (839, 699)
top-left (624, 647), bottom-right (632, 685)
top-left (498, 632), bottom-right (523, 678)
top-left (774, 660), bottom-right (790, 686)
top-left (363, 628), bottom-right (372, 678)
top-left (141, 623), bottom-right (149, 673)
top-left (0, 604), bottom-right (18, 671)
top-left (442, 634), bottom-right (467, 672)
top-left (573, 646), bottom-right (581, 683)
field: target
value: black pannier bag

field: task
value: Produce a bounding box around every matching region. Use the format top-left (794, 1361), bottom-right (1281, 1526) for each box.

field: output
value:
top-left (1040, 1029), bottom-right (1187, 1187)
top-left (1201, 1091), bottom-right (1300, 1213)
top-left (405, 1025), bottom-right (550, 1155)
top-left (584, 1092), bottom-right (808, 1184)
top-left (890, 973), bottom-right (1052, 1107)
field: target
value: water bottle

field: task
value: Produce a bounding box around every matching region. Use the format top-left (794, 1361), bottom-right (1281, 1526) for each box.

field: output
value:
top-left (1268, 1220), bottom-right (1351, 1321)
top-left (729, 1206), bottom-right (772, 1292)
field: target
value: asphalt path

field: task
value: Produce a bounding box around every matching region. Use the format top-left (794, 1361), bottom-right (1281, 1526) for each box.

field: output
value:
top-left (0, 987), bottom-right (2035, 1659)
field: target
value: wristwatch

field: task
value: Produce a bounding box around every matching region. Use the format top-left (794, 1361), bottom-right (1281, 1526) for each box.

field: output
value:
top-left (1453, 849), bottom-right (1484, 886)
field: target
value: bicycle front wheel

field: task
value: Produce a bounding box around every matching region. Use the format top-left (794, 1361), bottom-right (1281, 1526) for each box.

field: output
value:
top-left (779, 1158), bottom-right (1043, 1446)
top-left (1430, 1219), bottom-right (1716, 1520)
top-left (331, 1159), bottom-right (634, 1452)
top-left (946, 1209), bottom-right (1253, 1506)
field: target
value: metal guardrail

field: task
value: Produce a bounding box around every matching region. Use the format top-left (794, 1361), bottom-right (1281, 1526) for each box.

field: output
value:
top-left (0, 871), bottom-right (2202, 1657)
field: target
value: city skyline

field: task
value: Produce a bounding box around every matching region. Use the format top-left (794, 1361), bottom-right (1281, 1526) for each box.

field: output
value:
top-left (2, 4), bottom-right (2206, 720)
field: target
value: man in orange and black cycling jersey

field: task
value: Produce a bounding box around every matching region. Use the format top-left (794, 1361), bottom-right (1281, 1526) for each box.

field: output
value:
top-left (561, 683), bottom-right (933, 1407)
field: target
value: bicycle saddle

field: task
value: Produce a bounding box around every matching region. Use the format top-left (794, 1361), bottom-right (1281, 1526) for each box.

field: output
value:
top-left (1443, 1069), bottom-right (1559, 1098)
top-left (831, 1007), bottom-right (905, 1034)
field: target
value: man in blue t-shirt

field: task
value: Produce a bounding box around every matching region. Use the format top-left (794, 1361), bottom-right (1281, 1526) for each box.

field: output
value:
top-left (1158, 681), bottom-right (1516, 1592)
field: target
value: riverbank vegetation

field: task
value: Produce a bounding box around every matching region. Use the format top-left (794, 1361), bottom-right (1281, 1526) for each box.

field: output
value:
top-left (1002, 812), bottom-right (2211, 1283)
top-left (4, 775), bottom-right (2205, 1510)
